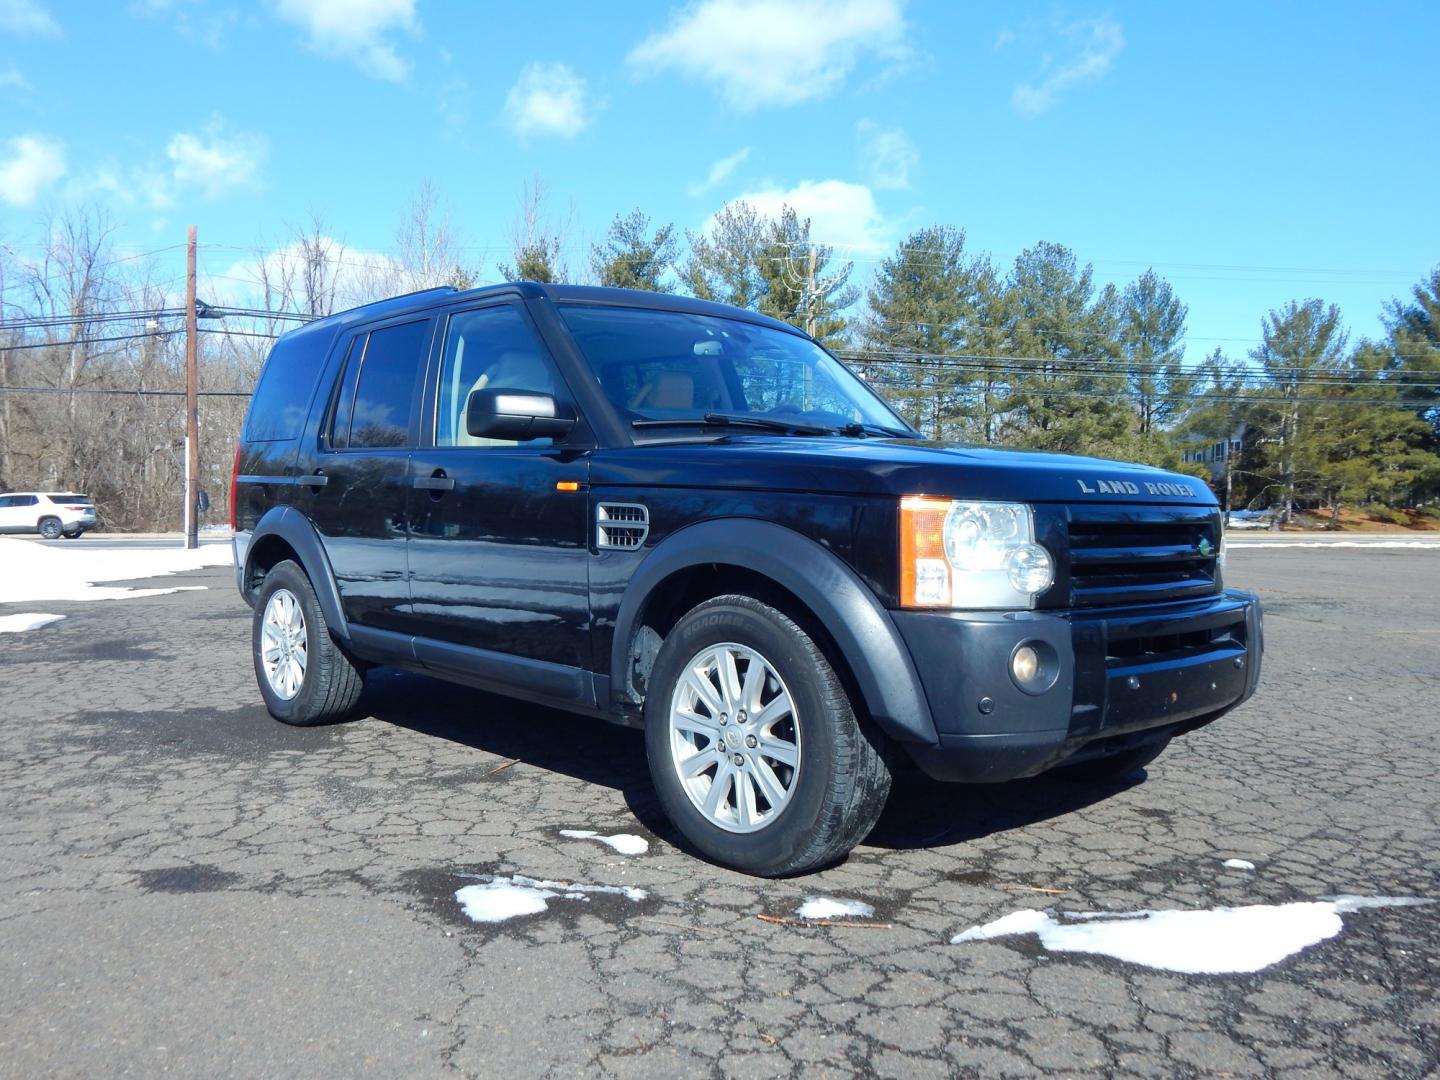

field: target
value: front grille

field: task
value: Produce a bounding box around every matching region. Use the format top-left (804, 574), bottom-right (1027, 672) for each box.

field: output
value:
top-left (1064, 504), bottom-right (1221, 608)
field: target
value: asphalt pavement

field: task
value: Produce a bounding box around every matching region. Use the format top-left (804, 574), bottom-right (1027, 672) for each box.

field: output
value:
top-left (0, 548), bottom-right (1436, 1078)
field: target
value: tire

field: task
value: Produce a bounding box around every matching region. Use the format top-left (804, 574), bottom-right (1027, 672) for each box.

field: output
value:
top-left (1048, 737), bottom-right (1170, 784)
top-left (61, 530), bottom-right (80, 539)
top-left (37, 517), bottom-right (62, 540)
top-left (252, 559), bottom-right (366, 726)
top-left (644, 595), bottom-right (892, 877)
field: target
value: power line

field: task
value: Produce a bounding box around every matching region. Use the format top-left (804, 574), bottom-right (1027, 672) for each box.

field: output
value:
top-left (0, 385), bottom-right (250, 398)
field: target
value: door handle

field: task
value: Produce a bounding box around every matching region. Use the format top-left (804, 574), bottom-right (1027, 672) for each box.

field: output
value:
top-left (413, 470), bottom-right (455, 492)
top-left (304, 469), bottom-right (328, 489)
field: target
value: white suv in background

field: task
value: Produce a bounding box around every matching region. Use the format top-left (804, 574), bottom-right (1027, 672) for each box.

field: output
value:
top-left (0, 492), bottom-right (98, 539)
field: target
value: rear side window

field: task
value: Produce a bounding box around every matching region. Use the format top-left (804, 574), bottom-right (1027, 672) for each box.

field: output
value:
top-left (345, 320), bottom-right (430, 450)
top-left (243, 333), bottom-right (327, 442)
top-left (49, 494), bottom-right (91, 505)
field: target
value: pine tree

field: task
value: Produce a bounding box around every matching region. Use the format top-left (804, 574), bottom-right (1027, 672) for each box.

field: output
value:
top-left (680, 201), bottom-right (766, 309)
top-left (999, 242), bottom-right (1136, 458)
top-left (1246, 300), bottom-right (1348, 522)
top-left (1120, 269), bottom-right (1191, 459)
top-left (589, 209), bottom-right (678, 290)
top-left (861, 226), bottom-right (996, 438)
top-left (755, 207), bottom-right (856, 346)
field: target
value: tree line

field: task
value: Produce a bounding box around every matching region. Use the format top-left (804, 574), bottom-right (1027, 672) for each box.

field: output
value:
top-left (2, 184), bottom-right (1437, 530)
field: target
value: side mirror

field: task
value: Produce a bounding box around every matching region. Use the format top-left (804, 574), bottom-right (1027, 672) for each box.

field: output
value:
top-left (466, 388), bottom-right (576, 440)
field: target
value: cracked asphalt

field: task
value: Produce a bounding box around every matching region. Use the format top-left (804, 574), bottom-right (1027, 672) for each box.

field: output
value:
top-left (0, 549), bottom-right (1436, 1078)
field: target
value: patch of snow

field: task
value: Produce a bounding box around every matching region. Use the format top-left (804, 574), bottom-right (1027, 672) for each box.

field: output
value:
top-left (1223, 859), bottom-right (1256, 870)
top-left (797, 896), bottom-right (876, 920)
top-left (951, 895), bottom-right (1431, 974)
top-left (0, 537), bottom-right (233, 604)
top-left (559, 829), bottom-right (649, 855)
top-left (0, 612), bottom-right (65, 633)
top-left (454, 873), bottom-right (646, 924)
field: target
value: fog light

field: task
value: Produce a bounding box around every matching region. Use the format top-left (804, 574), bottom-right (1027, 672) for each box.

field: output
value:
top-left (1012, 644), bottom-right (1041, 684)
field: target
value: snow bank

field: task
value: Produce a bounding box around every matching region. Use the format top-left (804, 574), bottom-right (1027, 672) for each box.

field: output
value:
top-left (797, 896), bottom-right (876, 920)
top-left (559, 829), bottom-right (649, 855)
top-left (0, 538), bottom-right (233, 604)
top-left (454, 874), bottom-right (647, 924)
top-left (951, 895), bottom-right (1431, 974)
top-left (0, 612), bottom-right (65, 633)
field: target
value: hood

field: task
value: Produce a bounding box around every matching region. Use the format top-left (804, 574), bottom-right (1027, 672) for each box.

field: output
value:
top-left (593, 436), bottom-right (1217, 506)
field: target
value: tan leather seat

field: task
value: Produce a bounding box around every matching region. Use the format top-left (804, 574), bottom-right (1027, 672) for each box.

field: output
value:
top-left (631, 371), bottom-right (695, 410)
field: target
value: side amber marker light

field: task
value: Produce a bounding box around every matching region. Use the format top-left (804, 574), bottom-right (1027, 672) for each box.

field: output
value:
top-left (555, 481), bottom-right (581, 492)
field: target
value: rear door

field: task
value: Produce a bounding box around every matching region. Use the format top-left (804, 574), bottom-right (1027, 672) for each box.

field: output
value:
top-left (404, 300), bottom-right (593, 684)
top-left (302, 316), bottom-right (434, 633)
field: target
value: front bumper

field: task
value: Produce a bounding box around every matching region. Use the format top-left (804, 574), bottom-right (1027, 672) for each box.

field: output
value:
top-left (894, 589), bottom-right (1263, 782)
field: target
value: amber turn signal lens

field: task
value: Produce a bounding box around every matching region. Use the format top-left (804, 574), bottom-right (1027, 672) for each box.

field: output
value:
top-left (899, 496), bottom-right (953, 608)
top-left (555, 481), bottom-right (581, 492)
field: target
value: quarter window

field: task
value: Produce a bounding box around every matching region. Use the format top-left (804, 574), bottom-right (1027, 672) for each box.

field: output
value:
top-left (344, 320), bottom-right (429, 450)
top-left (434, 305), bottom-right (562, 449)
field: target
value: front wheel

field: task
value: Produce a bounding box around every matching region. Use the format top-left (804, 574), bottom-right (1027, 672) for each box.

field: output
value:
top-left (644, 595), bottom-right (891, 876)
top-left (252, 560), bottom-right (365, 725)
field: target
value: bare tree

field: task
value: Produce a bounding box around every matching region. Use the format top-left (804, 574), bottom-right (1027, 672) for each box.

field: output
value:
top-left (498, 175), bottom-right (568, 283)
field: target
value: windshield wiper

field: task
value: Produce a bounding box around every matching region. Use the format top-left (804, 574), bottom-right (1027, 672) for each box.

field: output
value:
top-left (839, 421), bottom-right (919, 439)
top-left (631, 413), bottom-right (834, 436)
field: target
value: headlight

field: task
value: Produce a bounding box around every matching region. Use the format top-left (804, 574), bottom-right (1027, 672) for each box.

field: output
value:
top-left (900, 497), bottom-right (1054, 609)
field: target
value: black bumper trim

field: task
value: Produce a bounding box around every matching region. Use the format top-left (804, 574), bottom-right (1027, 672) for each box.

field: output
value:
top-left (894, 589), bottom-right (1263, 782)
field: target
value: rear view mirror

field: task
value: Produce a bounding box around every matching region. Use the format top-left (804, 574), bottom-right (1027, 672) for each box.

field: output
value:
top-left (466, 388), bottom-right (576, 440)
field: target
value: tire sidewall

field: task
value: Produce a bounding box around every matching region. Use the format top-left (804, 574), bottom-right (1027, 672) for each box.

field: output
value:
top-left (252, 561), bottom-right (325, 723)
top-left (644, 599), bottom-right (842, 874)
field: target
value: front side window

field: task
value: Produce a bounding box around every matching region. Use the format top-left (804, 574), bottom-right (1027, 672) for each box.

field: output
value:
top-left (557, 305), bottom-right (908, 435)
top-left (434, 305), bottom-right (562, 449)
top-left (344, 320), bottom-right (429, 450)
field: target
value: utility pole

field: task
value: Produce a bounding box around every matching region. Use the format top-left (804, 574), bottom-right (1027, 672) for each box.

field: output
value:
top-left (804, 244), bottom-right (818, 338)
top-left (184, 225), bottom-right (199, 550)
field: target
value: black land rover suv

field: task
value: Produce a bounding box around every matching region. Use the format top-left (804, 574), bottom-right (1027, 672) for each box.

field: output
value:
top-left (233, 283), bottom-right (1262, 876)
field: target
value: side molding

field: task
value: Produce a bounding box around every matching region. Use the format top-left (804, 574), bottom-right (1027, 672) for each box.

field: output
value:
top-left (610, 519), bottom-right (938, 746)
top-left (244, 505), bottom-right (350, 640)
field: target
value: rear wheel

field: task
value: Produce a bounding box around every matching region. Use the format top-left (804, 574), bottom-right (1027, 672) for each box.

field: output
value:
top-left (1049, 737), bottom-right (1170, 783)
top-left (252, 560), bottom-right (365, 725)
top-left (37, 517), bottom-right (62, 540)
top-left (644, 595), bottom-right (891, 876)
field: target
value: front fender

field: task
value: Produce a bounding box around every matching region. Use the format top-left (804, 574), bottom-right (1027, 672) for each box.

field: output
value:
top-left (242, 506), bottom-right (350, 641)
top-left (610, 519), bottom-right (937, 746)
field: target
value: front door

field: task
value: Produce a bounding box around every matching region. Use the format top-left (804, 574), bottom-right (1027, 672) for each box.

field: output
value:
top-left (405, 301), bottom-right (592, 679)
top-left (302, 317), bottom-right (433, 633)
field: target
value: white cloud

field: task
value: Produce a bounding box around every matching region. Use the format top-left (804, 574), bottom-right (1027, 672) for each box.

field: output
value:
top-left (688, 147), bottom-right (751, 197)
top-left (1012, 16), bottom-right (1124, 117)
top-left (628, 0), bottom-right (909, 110)
top-left (270, 0), bottom-right (417, 82)
top-left (719, 178), bottom-right (890, 252)
top-left (856, 120), bottom-right (917, 190)
top-left (210, 239), bottom-right (401, 311)
top-left (166, 123), bottom-right (267, 199)
top-left (0, 134), bottom-right (66, 207)
top-left (0, 0), bottom-right (60, 36)
top-left (503, 62), bottom-right (591, 139)
top-left (0, 62), bottom-right (33, 92)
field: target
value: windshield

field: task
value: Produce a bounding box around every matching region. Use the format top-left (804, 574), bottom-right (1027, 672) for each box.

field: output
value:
top-left (558, 305), bottom-right (912, 437)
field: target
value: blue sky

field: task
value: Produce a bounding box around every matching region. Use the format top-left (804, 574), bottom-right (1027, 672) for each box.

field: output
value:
top-left (2, 0), bottom-right (1436, 357)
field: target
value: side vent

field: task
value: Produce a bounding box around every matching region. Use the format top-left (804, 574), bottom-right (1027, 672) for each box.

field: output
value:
top-left (597, 503), bottom-right (649, 550)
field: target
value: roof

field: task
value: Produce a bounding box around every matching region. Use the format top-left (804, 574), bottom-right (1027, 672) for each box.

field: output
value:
top-left (276, 282), bottom-right (808, 344)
